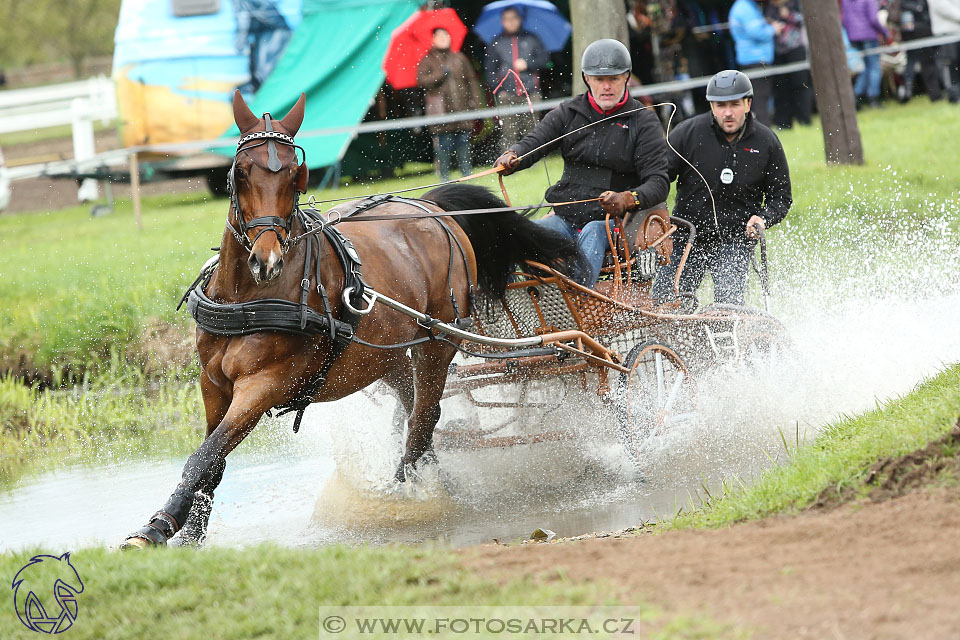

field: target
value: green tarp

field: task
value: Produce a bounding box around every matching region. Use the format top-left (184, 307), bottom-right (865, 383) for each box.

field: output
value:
top-left (223, 0), bottom-right (417, 168)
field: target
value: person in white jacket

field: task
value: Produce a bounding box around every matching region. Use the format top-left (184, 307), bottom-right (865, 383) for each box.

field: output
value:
top-left (928, 0), bottom-right (960, 102)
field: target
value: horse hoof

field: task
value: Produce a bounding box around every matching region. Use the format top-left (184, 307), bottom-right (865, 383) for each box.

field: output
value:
top-left (120, 523), bottom-right (169, 550)
top-left (394, 461), bottom-right (406, 483)
top-left (120, 536), bottom-right (153, 551)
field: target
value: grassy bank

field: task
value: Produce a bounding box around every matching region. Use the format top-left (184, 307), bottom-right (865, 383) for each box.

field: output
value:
top-left (0, 544), bottom-right (741, 640)
top-left (0, 369), bottom-right (204, 488)
top-left (667, 362), bottom-right (960, 529)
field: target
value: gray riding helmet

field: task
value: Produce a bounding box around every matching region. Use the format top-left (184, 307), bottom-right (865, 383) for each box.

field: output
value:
top-left (581, 39), bottom-right (632, 75)
top-left (705, 69), bottom-right (754, 101)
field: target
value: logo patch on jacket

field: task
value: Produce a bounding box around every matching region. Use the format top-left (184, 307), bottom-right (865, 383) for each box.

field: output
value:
top-left (744, 147), bottom-right (760, 153)
top-left (616, 122), bottom-right (629, 129)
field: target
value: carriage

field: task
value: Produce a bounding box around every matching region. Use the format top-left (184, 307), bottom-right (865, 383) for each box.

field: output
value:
top-left (363, 206), bottom-right (791, 471)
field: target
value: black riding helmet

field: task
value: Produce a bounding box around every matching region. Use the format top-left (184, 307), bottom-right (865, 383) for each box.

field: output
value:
top-left (581, 39), bottom-right (632, 76)
top-left (705, 70), bottom-right (754, 101)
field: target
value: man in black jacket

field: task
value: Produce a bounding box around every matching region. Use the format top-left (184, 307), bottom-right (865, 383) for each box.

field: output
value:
top-left (485, 7), bottom-right (550, 145)
top-left (495, 39), bottom-right (670, 287)
top-left (652, 69), bottom-right (792, 306)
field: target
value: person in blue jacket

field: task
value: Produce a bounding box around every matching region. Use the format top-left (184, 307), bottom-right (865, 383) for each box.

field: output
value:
top-left (729, 0), bottom-right (782, 125)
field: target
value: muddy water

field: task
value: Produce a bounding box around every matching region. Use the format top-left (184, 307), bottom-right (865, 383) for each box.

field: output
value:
top-left (2, 210), bottom-right (959, 552)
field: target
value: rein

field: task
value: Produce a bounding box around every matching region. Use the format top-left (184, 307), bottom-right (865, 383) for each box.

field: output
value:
top-left (298, 100), bottom-right (721, 235)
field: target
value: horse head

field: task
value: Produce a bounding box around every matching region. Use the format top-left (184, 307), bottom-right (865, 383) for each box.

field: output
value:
top-left (230, 90), bottom-right (308, 284)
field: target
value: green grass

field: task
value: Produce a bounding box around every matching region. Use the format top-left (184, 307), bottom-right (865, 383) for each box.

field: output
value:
top-left (0, 368), bottom-right (204, 488)
top-left (0, 545), bottom-right (743, 640)
top-left (666, 363), bottom-right (960, 530)
top-left (0, 120), bottom-right (116, 149)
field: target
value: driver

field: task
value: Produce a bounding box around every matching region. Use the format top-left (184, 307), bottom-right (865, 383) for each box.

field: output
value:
top-left (494, 38), bottom-right (669, 288)
top-left (652, 70), bottom-right (792, 306)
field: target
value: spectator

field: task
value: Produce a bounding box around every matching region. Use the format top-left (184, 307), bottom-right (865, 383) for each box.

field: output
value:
top-left (766, 0), bottom-right (812, 127)
top-left (842, 0), bottom-right (891, 108)
top-left (627, 0), bottom-right (658, 86)
top-left (897, 0), bottom-right (944, 102)
top-left (628, 0), bottom-right (696, 120)
top-left (653, 0), bottom-right (698, 119)
top-left (484, 7), bottom-right (549, 146)
top-left (729, 0), bottom-right (777, 124)
top-left (417, 28), bottom-right (484, 181)
top-left (929, 0), bottom-right (960, 102)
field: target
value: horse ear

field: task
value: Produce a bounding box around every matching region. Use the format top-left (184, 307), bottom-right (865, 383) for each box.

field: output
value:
top-left (295, 162), bottom-right (309, 193)
top-left (280, 93), bottom-right (306, 136)
top-left (233, 90), bottom-right (259, 132)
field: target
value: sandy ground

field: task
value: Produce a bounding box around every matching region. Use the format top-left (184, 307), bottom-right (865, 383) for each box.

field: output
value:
top-left (465, 440), bottom-right (960, 639)
top-left (2, 131), bottom-right (207, 214)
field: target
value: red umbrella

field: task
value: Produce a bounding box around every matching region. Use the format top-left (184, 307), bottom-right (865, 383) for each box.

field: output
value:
top-left (383, 8), bottom-right (468, 90)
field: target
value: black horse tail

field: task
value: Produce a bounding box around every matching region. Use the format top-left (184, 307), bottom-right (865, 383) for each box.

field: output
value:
top-left (423, 183), bottom-right (590, 298)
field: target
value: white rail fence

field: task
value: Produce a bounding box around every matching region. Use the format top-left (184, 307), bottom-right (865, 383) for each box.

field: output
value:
top-left (0, 75), bottom-right (117, 134)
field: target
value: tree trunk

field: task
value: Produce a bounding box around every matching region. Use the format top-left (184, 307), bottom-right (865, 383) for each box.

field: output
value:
top-left (570, 0), bottom-right (629, 95)
top-left (802, 0), bottom-right (864, 164)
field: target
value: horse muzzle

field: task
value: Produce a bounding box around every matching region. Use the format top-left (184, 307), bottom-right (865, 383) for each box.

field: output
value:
top-left (248, 250), bottom-right (284, 284)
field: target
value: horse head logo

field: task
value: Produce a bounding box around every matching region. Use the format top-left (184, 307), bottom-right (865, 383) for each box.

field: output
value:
top-left (11, 553), bottom-right (84, 634)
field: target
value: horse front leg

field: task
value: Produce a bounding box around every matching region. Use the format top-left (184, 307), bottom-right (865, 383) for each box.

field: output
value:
top-left (121, 377), bottom-right (277, 549)
top-left (395, 342), bottom-right (456, 482)
top-left (172, 373), bottom-right (231, 547)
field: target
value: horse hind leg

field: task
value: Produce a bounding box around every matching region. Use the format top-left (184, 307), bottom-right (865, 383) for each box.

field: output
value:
top-left (381, 351), bottom-right (415, 438)
top-left (394, 342), bottom-right (456, 482)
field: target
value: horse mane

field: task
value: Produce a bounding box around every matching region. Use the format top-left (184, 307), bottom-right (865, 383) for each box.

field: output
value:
top-left (423, 183), bottom-right (589, 298)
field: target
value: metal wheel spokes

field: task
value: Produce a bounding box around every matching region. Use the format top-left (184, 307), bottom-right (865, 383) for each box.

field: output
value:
top-left (742, 332), bottom-right (791, 378)
top-left (617, 341), bottom-right (696, 464)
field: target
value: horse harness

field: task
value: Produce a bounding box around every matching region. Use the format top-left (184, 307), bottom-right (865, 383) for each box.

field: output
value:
top-left (182, 191), bottom-right (476, 434)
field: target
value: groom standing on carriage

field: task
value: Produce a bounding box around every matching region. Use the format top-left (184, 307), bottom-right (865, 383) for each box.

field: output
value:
top-left (652, 70), bottom-right (792, 306)
top-left (494, 38), bottom-right (670, 288)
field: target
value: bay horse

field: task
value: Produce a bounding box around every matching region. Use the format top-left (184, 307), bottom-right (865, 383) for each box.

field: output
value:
top-left (122, 91), bottom-right (586, 548)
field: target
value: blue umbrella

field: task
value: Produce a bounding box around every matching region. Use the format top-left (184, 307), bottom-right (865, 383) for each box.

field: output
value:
top-left (474, 0), bottom-right (572, 52)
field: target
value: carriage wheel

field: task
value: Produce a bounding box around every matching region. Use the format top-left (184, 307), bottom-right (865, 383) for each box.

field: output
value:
top-left (615, 341), bottom-right (696, 470)
top-left (739, 331), bottom-right (795, 377)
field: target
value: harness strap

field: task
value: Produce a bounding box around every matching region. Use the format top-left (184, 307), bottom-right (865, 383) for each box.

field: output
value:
top-left (283, 223), bottom-right (368, 433)
top-left (434, 217), bottom-right (474, 320)
top-left (299, 233), bottom-right (313, 330)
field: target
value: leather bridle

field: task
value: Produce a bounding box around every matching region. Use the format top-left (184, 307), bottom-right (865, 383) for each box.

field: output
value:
top-left (225, 114), bottom-right (308, 254)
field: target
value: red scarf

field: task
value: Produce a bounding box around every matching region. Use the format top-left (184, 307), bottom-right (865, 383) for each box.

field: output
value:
top-left (587, 89), bottom-right (629, 115)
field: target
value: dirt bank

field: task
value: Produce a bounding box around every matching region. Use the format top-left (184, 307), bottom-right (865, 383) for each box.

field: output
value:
top-left (466, 425), bottom-right (960, 639)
